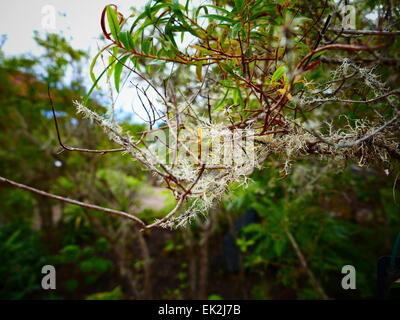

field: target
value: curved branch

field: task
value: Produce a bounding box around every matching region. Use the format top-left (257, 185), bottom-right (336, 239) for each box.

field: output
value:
top-left (142, 195), bottom-right (186, 231)
top-left (296, 43), bottom-right (389, 71)
top-left (0, 175), bottom-right (146, 228)
top-left (328, 28), bottom-right (400, 36)
top-left (48, 87), bottom-right (124, 154)
top-left (297, 111), bottom-right (399, 149)
top-left (306, 89), bottom-right (400, 105)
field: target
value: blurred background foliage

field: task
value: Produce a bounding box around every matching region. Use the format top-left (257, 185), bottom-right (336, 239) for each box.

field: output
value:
top-left (0, 0), bottom-right (400, 300)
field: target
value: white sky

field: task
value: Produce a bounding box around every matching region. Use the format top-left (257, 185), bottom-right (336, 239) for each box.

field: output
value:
top-left (0, 0), bottom-right (143, 55)
top-left (0, 0), bottom-right (162, 122)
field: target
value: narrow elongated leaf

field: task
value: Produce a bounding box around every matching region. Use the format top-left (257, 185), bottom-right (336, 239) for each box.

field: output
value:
top-left (202, 14), bottom-right (235, 23)
top-left (129, 2), bottom-right (172, 34)
top-left (90, 45), bottom-right (111, 84)
top-left (85, 62), bottom-right (114, 104)
top-left (231, 22), bottom-right (242, 38)
top-left (310, 50), bottom-right (327, 60)
top-left (213, 88), bottom-right (230, 110)
top-left (131, 57), bottom-right (141, 71)
top-left (114, 55), bottom-right (130, 92)
top-left (218, 80), bottom-right (235, 88)
top-left (142, 38), bottom-right (152, 55)
top-left (190, 45), bottom-right (213, 54)
top-left (108, 47), bottom-right (119, 78)
top-left (196, 63), bottom-right (202, 81)
top-left (172, 0), bottom-right (200, 38)
top-left (108, 56), bottom-right (115, 77)
top-left (195, 5), bottom-right (208, 21)
top-left (204, 5), bottom-right (231, 16)
top-left (271, 66), bottom-right (286, 82)
top-left (234, 0), bottom-right (245, 11)
top-left (119, 31), bottom-right (134, 50)
top-left (233, 88), bottom-right (243, 105)
top-left (184, 0), bottom-right (190, 13)
top-left (106, 6), bottom-right (121, 41)
top-left (144, 0), bottom-right (153, 18)
top-left (164, 17), bottom-right (178, 48)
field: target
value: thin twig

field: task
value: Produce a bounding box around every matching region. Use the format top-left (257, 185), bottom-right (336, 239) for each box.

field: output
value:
top-left (285, 228), bottom-right (329, 300)
top-left (48, 87), bottom-right (124, 154)
top-left (308, 112), bottom-right (399, 149)
top-left (328, 28), bottom-right (400, 36)
top-left (142, 195), bottom-right (186, 231)
top-left (296, 43), bottom-right (390, 71)
top-left (306, 89), bottom-right (400, 105)
top-left (0, 175), bottom-right (146, 228)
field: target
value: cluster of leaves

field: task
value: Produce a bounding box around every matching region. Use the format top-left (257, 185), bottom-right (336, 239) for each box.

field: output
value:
top-left (90, 0), bottom-right (303, 120)
top-left (223, 159), bottom-right (400, 299)
top-left (90, 0), bottom-right (400, 150)
top-left (0, 33), bottom-right (153, 299)
top-left (0, 222), bottom-right (47, 299)
top-left (1, 0), bottom-right (399, 300)
top-left (54, 239), bottom-right (113, 292)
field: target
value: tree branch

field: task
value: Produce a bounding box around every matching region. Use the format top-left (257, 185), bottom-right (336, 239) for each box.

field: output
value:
top-left (328, 28), bottom-right (400, 36)
top-left (296, 43), bottom-right (390, 71)
top-left (306, 89), bottom-right (400, 105)
top-left (307, 111), bottom-right (399, 149)
top-left (0, 175), bottom-right (146, 228)
top-left (48, 86), bottom-right (124, 154)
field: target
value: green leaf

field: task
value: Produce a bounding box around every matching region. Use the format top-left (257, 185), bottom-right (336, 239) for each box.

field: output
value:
top-left (191, 45), bottom-right (214, 55)
top-left (271, 66), bottom-right (286, 82)
top-left (106, 6), bottom-right (121, 41)
top-left (273, 238), bottom-right (287, 257)
top-left (195, 5), bottom-right (208, 21)
top-left (171, 1), bottom-right (200, 38)
top-left (90, 45), bottom-right (110, 85)
top-left (119, 31), bottom-right (129, 49)
top-left (107, 47), bottom-right (119, 77)
top-left (164, 17), bottom-right (178, 48)
top-left (119, 31), bottom-right (134, 50)
top-left (145, 64), bottom-right (152, 74)
top-left (213, 88), bottom-right (230, 110)
top-left (133, 19), bottom-right (159, 43)
top-left (114, 55), bottom-right (129, 92)
top-left (234, 0), bottom-right (245, 11)
top-left (219, 62), bottom-right (234, 75)
top-left (218, 80), bottom-right (236, 88)
top-left (204, 5), bottom-right (231, 16)
top-left (144, 0), bottom-right (153, 18)
top-left (310, 50), bottom-right (327, 60)
top-left (4, 230), bottom-right (21, 247)
top-left (294, 39), bottom-right (309, 55)
top-left (231, 22), bottom-right (242, 38)
top-left (131, 57), bottom-right (141, 71)
top-left (142, 38), bottom-right (152, 55)
top-left (184, 0), bottom-right (190, 13)
top-left (249, 9), bottom-right (274, 22)
top-left (249, 0), bottom-right (266, 12)
top-left (202, 14), bottom-right (235, 23)
top-left (84, 61), bottom-right (115, 104)
top-left (196, 63), bottom-right (202, 81)
top-left (233, 88), bottom-right (243, 105)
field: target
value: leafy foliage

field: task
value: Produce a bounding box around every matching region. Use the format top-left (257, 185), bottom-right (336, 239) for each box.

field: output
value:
top-left (1, 0), bottom-right (400, 300)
